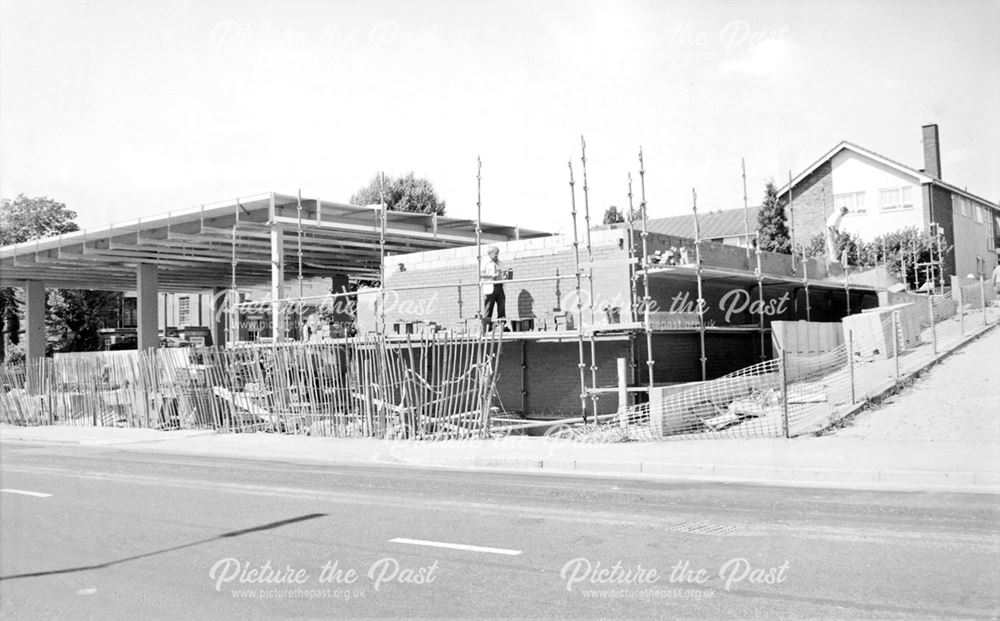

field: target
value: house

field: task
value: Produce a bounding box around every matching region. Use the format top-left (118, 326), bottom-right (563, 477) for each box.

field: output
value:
top-left (780, 124), bottom-right (999, 279)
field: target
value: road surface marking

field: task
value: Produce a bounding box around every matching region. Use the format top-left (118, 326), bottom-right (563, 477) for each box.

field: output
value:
top-left (389, 537), bottom-right (522, 556)
top-left (0, 488), bottom-right (51, 498)
top-left (76, 588), bottom-right (97, 595)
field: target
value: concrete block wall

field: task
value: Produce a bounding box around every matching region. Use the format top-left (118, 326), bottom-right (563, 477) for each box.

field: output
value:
top-left (365, 230), bottom-right (633, 331)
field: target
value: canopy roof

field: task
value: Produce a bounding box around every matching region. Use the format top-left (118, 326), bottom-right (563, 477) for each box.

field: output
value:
top-left (0, 192), bottom-right (548, 292)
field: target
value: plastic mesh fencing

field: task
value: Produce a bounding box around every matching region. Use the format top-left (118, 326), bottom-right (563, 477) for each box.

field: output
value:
top-left (555, 288), bottom-right (998, 442)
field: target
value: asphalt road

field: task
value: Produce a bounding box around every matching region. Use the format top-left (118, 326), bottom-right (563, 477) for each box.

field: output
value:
top-left (1, 442), bottom-right (998, 620)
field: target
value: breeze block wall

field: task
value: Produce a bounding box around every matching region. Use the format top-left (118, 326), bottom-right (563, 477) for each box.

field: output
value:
top-left (360, 229), bottom-right (633, 332)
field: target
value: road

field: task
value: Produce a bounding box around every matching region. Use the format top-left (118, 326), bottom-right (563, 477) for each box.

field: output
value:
top-left (1, 442), bottom-right (998, 619)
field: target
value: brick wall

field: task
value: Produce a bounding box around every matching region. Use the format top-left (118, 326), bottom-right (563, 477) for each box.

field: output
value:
top-left (495, 339), bottom-right (633, 416)
top-left (361, 230), bottom-right (632, 331)
top-left (787, 160), bottom-right (833, 248)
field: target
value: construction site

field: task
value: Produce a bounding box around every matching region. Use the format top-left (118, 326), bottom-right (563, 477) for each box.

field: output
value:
top-left (2, 152), bottom-right (997, 442)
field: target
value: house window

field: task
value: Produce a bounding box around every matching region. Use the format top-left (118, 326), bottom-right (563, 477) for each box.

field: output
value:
top-left (975, 204), bottom-right (984, 223)
top-left (834, 191), bottom-right (866, 215)
top-left (879, 186), bottom-right (913, 211)
top-left (178, 296), bottom-right (191, 326)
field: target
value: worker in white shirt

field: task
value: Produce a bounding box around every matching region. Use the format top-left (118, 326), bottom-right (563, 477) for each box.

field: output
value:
top-left (992, 259), bottom-right (1000, 295)
top-left (481, 246), bottom-right (506, 330)
top-left (826, 205), bottom-right (849, 263)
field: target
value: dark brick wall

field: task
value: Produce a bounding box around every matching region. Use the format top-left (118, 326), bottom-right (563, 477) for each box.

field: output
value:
top-left (786, 160), bottom-right (833, 249)
top-left (926, 184), bottom-right (956, 278)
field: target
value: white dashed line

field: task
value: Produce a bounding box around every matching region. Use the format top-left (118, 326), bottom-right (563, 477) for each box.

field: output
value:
top-left (389, 537), bottom-right (522, 556)
top-left (0, 488), bottom-right (52, 498)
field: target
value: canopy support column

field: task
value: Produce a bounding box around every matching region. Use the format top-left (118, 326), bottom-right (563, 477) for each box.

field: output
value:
top-left (137, 263), bottom-right (158, 351)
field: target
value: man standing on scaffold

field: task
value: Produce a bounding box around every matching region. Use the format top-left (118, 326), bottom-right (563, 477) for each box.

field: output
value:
top-left (826, 205), bottom-right (850, 264)
top-left (481, 245), bottom-right (507, 331)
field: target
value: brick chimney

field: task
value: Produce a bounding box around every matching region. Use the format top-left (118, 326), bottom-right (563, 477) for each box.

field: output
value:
top-left (922, 124), bottom-right (942, 179)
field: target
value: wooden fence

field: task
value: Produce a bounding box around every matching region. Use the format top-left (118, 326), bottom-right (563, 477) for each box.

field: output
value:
top-left (0, 333), bottom-right (503, 440)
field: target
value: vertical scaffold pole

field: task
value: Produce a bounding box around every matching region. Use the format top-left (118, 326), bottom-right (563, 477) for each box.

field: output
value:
top-left (626, 180), bottom-right (637, 324)
top-left (692, 188), bottom-right (707, 382)
top-left (788, 170), bottom-right (796, 273)
top-left (297, 189), bottom-right (304, 341)
top-left (802, 247), bottom-right (811, 322)
top-left (476, 157), bottom-right (483, 323)
top-left (844, 250), bottom-right (851, 316)
top-left (379, 173), bottom-right (387, 336)
top-left (581, 136), bottom-right (599, 422)
top-left (230, 200), bottom-right (240, 346)
top-left (568, 161), bottom-right (588, 422)
top-left (981, 275), bottom-right (988, 326)
top-left (755, 242), bottom-right (766, 361)
top-left (742, 158), bottom-right (751, 265)
top-left (638, 149), bottom-right (654, 392)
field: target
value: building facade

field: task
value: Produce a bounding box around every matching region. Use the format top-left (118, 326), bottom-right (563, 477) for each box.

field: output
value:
top-left (783, 125), bottom-right (999, 279)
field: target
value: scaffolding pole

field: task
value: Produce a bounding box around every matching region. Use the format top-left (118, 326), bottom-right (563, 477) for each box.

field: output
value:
top-left (296, 189), bottom-right (304, 341)
top-left (802, 247), bottom-right (811, 322)
top-left (379, 172), bottom-right (387, 335)
top-left (476, 156), bottom-right (483, 322)
top-left (581, 136), bottom-right (599, 423)
top-left (568, 160), bottom-right (588, 422)
top-left (692, 188), bottom-right (707, 381)
top-left (638, 148), bottom-right (654, 391)
top-left (742, 158), bottom-right (751, 264)
top-left (755, 243), bottom-right (766, 361)
top-left (788, 170), bottom-right (796, 273)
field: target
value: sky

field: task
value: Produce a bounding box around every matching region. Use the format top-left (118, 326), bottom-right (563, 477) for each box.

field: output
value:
top-left (2, 0), bottom-right (998, 235)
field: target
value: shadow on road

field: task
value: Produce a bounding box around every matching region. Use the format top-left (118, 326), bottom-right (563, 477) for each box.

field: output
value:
top-left (0, 512), bottom-right (328, 581)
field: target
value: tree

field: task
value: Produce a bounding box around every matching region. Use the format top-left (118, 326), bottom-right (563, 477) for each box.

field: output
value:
top-left (350, 172), bottom-right (446, 215)
top-left (0, 195), bottom-right (121, 359)
top-left (603, 206), bottom-right (625, 224)
top-left (602, 205), bottom-right (641, 225)
top-left (0, 194), bottom-right (79, 244)
top-left (756, 181), bottom-right (791, 254)
top-left (804, 226), bottom-right (951, 288)
top-left (1, 196), bottom-right (82, 360)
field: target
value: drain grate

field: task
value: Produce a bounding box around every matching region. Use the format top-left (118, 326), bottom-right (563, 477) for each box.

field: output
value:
top-left (664, 520), bottom-right (741, 536)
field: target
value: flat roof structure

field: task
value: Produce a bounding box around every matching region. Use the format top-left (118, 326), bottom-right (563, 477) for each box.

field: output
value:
top-left (0, 191), bottom-right (547, 292)
top-left (2, 191), bottom-right (548, 358)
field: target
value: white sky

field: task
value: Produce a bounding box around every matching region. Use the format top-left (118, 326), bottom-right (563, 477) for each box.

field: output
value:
top-left (2, 0), bottom-right (998, 234)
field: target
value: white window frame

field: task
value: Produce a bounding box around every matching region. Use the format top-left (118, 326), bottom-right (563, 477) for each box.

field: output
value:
top-left (178, 296), bottom-right (191, 327)
top-left (975, 204), bottom-right (984, 223)
top-left (834, 191), bottom-right (866, 215)
top-left (879, 186), bottom-right (913, 211)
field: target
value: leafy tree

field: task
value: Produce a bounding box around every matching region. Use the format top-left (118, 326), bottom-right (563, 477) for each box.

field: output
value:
top-left (0, 195), bottom-right (79, 244)
top-left (1, 195), bottom-right (121, 358)
top-left (46, 289), bottom-right (121, 353)
top-left (603, 205), bottom-right (625, 224)
top-left (804, 226), bottom-right (951, 288)
top-left (603, 205), bottom-right (643, 225)
top-left (350, 172), bottom-right (446, 215)
top-left (756, 181), bottom-right (791, 254)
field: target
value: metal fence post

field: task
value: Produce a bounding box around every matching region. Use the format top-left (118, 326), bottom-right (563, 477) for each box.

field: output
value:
top-left (847, 329), bottom-right (856, 405)
top-left (928, 294), bottom-right (937, 355)
top-left (981, 275), bottom-right (988, 326)
top-left (958, 284), bottom-right (965, 336)
top-left (780, 348), bottom-right (790, 438)
top-left (892, 310), bottom-right (900, 385)
top-left (617, 357), bottom-right (628, 430)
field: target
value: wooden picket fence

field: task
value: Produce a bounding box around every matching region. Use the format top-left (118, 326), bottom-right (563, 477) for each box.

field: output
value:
top-left (0, 333), bottom-right (503, 440)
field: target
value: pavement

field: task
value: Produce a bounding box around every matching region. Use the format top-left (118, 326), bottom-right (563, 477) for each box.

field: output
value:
top-left (2, 306), bottom-right (997, 495)
top-left (3, 423), bottom-right (998, 493)
top-left (835, 315), bottom-right (1000, 441)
